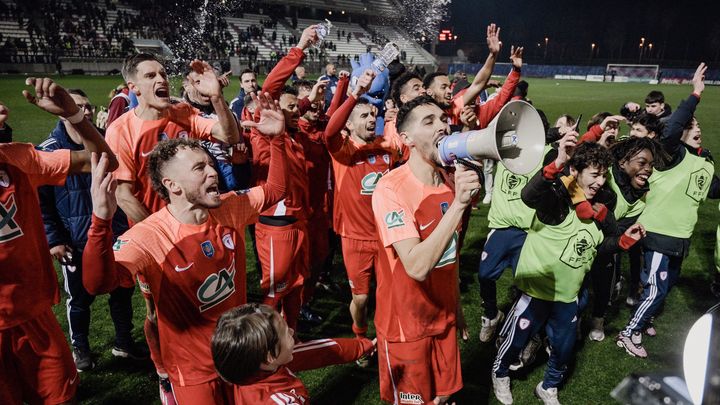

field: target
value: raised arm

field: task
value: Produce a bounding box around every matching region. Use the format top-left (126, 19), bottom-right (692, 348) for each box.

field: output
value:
top-left (326, 72), bottom-right (350, 117)
top-left (188, 60), bottom-right (240, 145)
top-left (261, 25), bottom-right (316, 100)
top-left (476, 46), bottom-right (523, 128)
top-left (323, 69), bottom-right (375, 153)
top-left (522, 132), bottom-right (575, 213)
top-left (661, 63), bottom-right (706, 157)
top-left (23, 77), bottom-right (117, 173)
top-left (461, 24), bottom-right (501, 106)
top-left (83, 153), bottom-right (135, 295)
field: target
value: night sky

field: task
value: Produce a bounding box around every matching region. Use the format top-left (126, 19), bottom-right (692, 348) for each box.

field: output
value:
top-left (445, 0), bottom-right (720, 66)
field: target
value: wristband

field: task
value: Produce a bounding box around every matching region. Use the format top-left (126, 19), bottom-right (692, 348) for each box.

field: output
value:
top-left (66, 109), bottom-right (85, 124)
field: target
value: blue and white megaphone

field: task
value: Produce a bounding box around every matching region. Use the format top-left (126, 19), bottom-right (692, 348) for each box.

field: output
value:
top-left (437, 100), bottom-right (546, 175)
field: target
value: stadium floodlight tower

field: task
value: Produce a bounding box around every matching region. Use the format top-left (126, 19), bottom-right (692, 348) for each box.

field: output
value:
top-left (605, 63), bottom-right (660, 83)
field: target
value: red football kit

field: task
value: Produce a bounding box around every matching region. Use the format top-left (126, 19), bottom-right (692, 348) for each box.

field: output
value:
top-left (82, 136), bottom-right (286, 404)
top-left (0, 143), bottom-right (78, 405)
top-left (105, 102), bottom-right (217, 223)
top-left (232, 337), bottom-right (374, 404)
top-left (371, 163), bottom-right (463, 403)
top-left (250, 47), bottom-right (311, 330)
top-left (324, 94), bottom-right (401, 295)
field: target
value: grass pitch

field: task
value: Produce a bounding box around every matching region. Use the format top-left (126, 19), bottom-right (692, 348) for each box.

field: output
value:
top-left (1, 74), bottom-right (718, 404)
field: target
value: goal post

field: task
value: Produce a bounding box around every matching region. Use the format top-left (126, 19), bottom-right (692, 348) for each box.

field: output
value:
top-left (605, 64), bottom-right (660, 83)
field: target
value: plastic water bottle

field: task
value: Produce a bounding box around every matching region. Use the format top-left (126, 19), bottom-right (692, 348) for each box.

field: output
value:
top-left (372, 42), bottom-right (400, 72)
top-left (313, 19), bottom-right (333, 49)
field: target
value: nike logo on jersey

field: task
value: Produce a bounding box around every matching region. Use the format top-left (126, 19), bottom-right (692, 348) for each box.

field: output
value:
top-left (140, 150), bottom-right (153, 157)
top-left (174, 263), bottom-right (194, 272)
top-left (419, 220), bottom-right (435, 231)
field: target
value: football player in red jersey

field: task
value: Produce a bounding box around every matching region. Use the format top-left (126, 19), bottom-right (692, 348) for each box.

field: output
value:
top-left (0, 78), bottom-right (117, 405)
top-left (83, 93), bottom-right (287, 405)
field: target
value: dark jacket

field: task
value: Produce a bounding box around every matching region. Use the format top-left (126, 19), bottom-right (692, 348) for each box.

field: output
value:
top-left (522, 164), bottom-right (624, 255)
top-left (37, 121), bottom-right (128, 250)
top-left (0, 123), bottom-right (11, 143)
top-left (229, 88), bottom-right (247, 119)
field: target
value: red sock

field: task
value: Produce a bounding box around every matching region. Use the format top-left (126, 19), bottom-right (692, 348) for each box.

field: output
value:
top-left (352, 323), bottom-right (368, 338)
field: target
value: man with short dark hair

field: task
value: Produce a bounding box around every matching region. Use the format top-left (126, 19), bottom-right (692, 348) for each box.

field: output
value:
top-left (318, 63), bottom-right (339, 110)
top-left (83, 93), bottom-right (287, 404)
top-left (372, 95), bottom-right (480, 404)
top-left (230, 68), bottom-right (259, 120)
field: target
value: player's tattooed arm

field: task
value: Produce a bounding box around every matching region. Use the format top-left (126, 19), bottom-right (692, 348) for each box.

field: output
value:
top-left (23, 77), bottom-right (118, 173)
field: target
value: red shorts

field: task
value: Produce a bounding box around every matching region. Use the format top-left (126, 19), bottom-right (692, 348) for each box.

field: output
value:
top-left (307, 213), bottom-right (330, 267)
top-left (378, 326), bottom-right (462, 404)
top-left (256, 221), bottom-right (308, 303)
top-left (171, 377), bottom-right (235, 405)
top-left (0, 307), bottom-right (78, 405)
top-left (341, 237), bottom-right (378, 295)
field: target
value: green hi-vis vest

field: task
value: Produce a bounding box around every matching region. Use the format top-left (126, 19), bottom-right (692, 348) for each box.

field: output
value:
top-left (515, 209), bottom-right (604, 303)
top-left (488, 145), bottom-right (553, 230)
top-left (715, 203), bottom-right (720, 274)
top-left (608, 169), bottom-right (646, 220)
top-left (638, 150), bottom-right (714, 239)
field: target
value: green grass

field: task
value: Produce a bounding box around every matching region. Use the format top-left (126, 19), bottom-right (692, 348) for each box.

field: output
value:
top-left (2, 74), bottom-right (719, 404)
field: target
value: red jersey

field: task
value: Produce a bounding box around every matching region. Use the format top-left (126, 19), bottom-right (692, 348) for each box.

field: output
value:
top-left (324, 96), bottom-right (400, 241)
top-left (233, 337), bottom-right (373, 404)
top-left (105, 102), bottom-right (217, 221)
top-left (371, 164), bottom-right (459, 342)
top-left (297, 118), bottom-right (331, 219)
top-left (447, 92), bottom-right (466, 126)
top-left (475, 68), bottom-right (521, 128)
top-left (251, 132), bottom-right (310, 219)
top-left (108, 191), bottom-right (265, 386)
top-left (0, 143), bottom-right (70, 329)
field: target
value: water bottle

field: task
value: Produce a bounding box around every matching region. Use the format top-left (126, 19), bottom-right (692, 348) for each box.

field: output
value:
top-left (313, 19), bottom-right (333, 49)
top-left (371, 42), bottom-right (400, 72)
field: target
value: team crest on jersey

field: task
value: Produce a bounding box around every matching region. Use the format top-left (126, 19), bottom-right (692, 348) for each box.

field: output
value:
top-left (222, 234), bottom-right (235, 250)
top-left (559, 229), bottom-right (596, 269)
top-left (0, 194), bottom-right (23, 243)
top-left (660, 271), bottom-right (668, 281)
top-left (197, 258), bottom-right (236, 312)
top-left (440, 202), bottom-right (449, 215)
top-left (385, 210), bottom-right (405, 229)
top-left (368, 154), bottom-right (376, 164)
top-left (159, 132), bottom-right (169, 141)
top-left (178, 130), bottom-right (189, 139)
top-left (501, 172), bottom-right (527, 200)
top-left (399, 391), bottom-right (423, 405)
top-left (519, 318), bottom-right (531, 330)
top-left (360, 171), bottom-right (385, 195)
top-left (686, 168), bottom-right (712, 202)
top-left (383, 154), bottom-right (390, 164)
top-left (0, 170), bottom-right (9, 188)
top-left (201, 240), bottom-right (215, 258)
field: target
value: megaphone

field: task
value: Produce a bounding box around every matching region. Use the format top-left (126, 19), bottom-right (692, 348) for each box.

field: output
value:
top-left (437, 100), bottom-right (546, 175)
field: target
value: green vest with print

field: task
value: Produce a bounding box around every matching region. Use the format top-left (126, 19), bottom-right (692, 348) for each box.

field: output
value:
top-left (514, 209), bottom-right (604, 303)
top-left (488, 145), bottom-right (552, 230)
top-left (608, 169), bottom-right (646, 220)
top-left (638, 151), bottom-right (714, 238)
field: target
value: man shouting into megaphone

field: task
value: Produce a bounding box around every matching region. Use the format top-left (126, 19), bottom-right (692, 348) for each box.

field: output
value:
top-left (370, 95), bottom-right (480, 405)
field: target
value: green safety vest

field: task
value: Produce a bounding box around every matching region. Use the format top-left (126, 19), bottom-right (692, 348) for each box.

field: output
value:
top-left (488, 145), bottom-right (552, 230)
top-left (515, 209), bottom-right (604, 303)
top-left (608, 168), bottom-right (646, 220)
top-left (638, 150), bottom-right (714, 239)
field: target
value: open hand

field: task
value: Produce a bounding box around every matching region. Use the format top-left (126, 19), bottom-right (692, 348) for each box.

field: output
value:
top-left (23, 78), bottom-right (81, 118)
top-left (241, 93), bottom-right (286, 137)
top-left (486, 23), bottom-right (501, 55)
top-left (692, 62), bottom-right (707, 95)
top-left (90, 152), bottom-right (118, 221)
top-left (189, 59), bottom-right (222, 98)
top-left (510, 45), bottom-right (523, 69)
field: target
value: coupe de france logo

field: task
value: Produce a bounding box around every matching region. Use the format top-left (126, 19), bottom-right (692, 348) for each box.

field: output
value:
top-left (222, 233), bottom-right (234, 250)
top-left (0, 170), bottom-right (9, 188)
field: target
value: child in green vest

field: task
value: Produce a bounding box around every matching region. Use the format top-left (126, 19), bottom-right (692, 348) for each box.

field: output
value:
top-left (618, 63), bottom-right (719, 358)
top-left (492, 137), bottom-right (645, 405)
